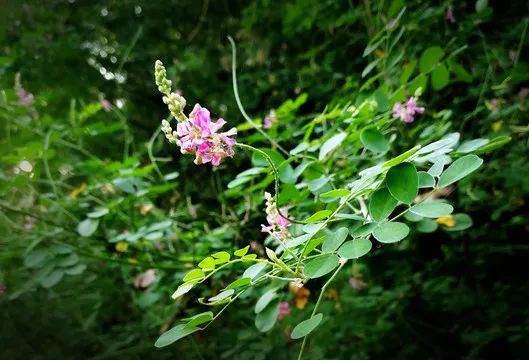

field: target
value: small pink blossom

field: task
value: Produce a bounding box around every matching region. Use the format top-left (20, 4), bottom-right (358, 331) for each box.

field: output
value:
top-left (0, 284), bottom-right (6, 295)
top-left (250, 241), bottom-right (263, 253)
top-left (261, 192), bottom-right (292, 242)
top-left (16, 88), bottom-right (34, 107)
top-left (349, 277), bottom-right (366, 290)
top-left (101, 99), bottom-right (112, 111)
top-left (133, 269), bottom-right (156, 289)
top-left (175, 104), bottom-right (237, 166)
top-left (263, 110), bottom-right (278, 129)
top-left (445, 6), bottom-right (456, 24)
top-left (277, 301), bottom-right (291, 320)
top-left (392, 96), bottom-right (425, 123)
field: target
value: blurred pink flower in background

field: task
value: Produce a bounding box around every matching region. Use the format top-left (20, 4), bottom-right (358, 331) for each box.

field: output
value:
top-left (133, 269), bottom-right (156, 289)
top-left (349, 277), bottom-right (366, 290)
top-left (277, 301), bottom-right (291, 320)
top-left (101, 99), bottom-right (112, 111)
top-left (16, 88), bottom-right (34, 107)
top-left (263, 110), bottom-right (278, 129)
top-left (445, 6), bottom-right (456, 24)
top-left (392, 96), bottom-right (425, 123)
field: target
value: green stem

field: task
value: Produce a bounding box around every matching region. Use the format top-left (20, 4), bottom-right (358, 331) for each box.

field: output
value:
top-left (227, 36), bottom-right (289, 156)
top-left (297, 261), bottom-right (346, 360)
top-left (199, 257), bottom-right (278, 283)
top-left (43, 130), bottom-right (59, 198)
top-left (235, 143), bottom-right (303, 225)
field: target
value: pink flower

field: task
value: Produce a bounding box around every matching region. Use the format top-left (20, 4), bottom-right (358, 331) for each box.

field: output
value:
top-left (263, 110), bottom-right (278, 129)
top-left (445, 6), bottom-right (456, 24)
top-left (101, 99), bottom-right (112, 111)
top-left (0, 284), bottom-right (6, 295)
top-left (133, 269), bottom-right (156, 289)
top-left (349, 277), bottom-right (366, 290)
top-left (392, 96), bottom-right (425, 123)
top-left (16, 88), bottom-right (34, 107)
top-left (174, 104), bottom-right (237, 166)
top-left (277, 301), bottom-right (291, 320)
top-left (261, 192), bottom-right (292, 241)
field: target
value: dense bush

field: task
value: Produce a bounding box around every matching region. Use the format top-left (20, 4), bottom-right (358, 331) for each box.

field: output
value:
top-left (1, 1), bottom-right (528, 359)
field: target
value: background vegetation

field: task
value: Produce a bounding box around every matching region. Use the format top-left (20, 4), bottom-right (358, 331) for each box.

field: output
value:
top-left (1, 1), bottom-right (528, 359)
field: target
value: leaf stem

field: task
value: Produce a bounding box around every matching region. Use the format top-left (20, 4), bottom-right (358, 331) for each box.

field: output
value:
top-left (297, 261), bottom-right (346, 360)
top-left (227, 36), bottom-right (289, 156)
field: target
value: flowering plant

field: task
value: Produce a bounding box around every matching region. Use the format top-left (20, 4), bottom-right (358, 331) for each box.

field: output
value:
top-left (151, 37), bottom-right (497, 359)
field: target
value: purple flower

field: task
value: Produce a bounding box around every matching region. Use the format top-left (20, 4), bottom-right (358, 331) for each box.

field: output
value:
top-left (101, 99), bottom-right (112, 112)
top-left (277, 301), bottom-right (291, 320)
top-left (261, 192), bottom-right (292, 241)
top-left (16, 89), bottom-right (34, 107)
top-left (445, 6), bottom-right (456, 24)
top-left (174, 104), bottom-right (237, 166)
top-left (392, 96), bottom-right (425, 123)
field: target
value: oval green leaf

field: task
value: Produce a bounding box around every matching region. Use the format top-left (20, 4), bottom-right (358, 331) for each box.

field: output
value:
top-left (291, 313), bottom-right (323, 339)
top-left (172, 283), bottom-right (194, 299)
top-left (431, 64), bottom-right (449, 90)
top-left (322, 227), bottom-right (349, 253)
top-left (438, 154), bottom-right (483, 188)
top-left (303, 254), bottom-right (339, 278)
top-left (225, 277), bottom-right (251, 290)
top-left (305, 210), bottom-right (332, 223)
top-left (155, 324), bottom-right (199, 348)
top-left (255, 289), bottom-right (277, 314)
top-left (416, 219), bottom-right (439, 233)
top-left (77, 218), bottom-right (99, 237)
top-left (255, 300), bottom-right (279, 332)
top-left (360, 128), bottom-right (389, 153)
top-left (417, 171), bottom-right (435, 188)
top-left (337, 238), bottom-right (372, 259)
top-left (234, 245), bottom-right (249, 257)
top-left (183, 269), bottom-right (204, 283)
top-left (369, 187), bottom-right (398, 221)
top-left (373, 222), bottom-right (410, 243)
top-left (198, 256), bottom-right (215, 270)
top-left (410, 200), bottom-right (454, 218)
top-left (419, 46), bottom-right (445, 73)
top-left (185, 312), bottom-right (213, 328)
top-left (319, 133), bottom-right (346, 160)
top-left (385, 162), bottom-right (418, 204)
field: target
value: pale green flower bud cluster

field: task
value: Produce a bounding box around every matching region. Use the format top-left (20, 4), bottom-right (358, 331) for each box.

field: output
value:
top-left (155, 60), bottom-right (188, 122)
top-left (154, 60), bottom-right (172, 95)
top-left (161, 119), bottom-right (177, 144)
top-left (162, 92), bottom-right (187, 122)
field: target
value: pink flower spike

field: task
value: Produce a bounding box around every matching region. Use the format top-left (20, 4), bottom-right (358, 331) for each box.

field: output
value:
top-left (445, 6), bottom-right (456, 24)
top-left (277, 301), bottom-right (291, 320)
top-left (261, 193), bottom-right (292, 241)
top-left (17, 88), bottom-right (34, 107)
